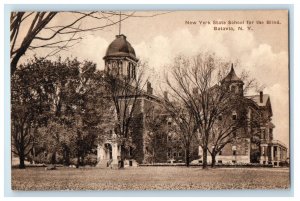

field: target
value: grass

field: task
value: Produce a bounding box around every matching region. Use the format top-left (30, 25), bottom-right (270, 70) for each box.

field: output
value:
top-left (11, 166), bottom-right (290, 190)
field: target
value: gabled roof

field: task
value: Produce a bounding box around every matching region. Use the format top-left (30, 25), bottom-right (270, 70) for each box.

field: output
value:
top-left (246, 93), bottom-right (273, 116)
top-left (246, 94), bottom-right (270, 107)
top-left (222, 64), bottom-right (242, 83)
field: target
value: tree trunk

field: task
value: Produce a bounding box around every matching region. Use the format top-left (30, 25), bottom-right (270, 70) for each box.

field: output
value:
top-left (202, 147), bottom-right (208, 169)
top-left (76, 155), bottom-right (80, 168)
top-left (63, 147), bottom-right (70, 166)
top-left (81, 156), bottom-right (85, 166)
top-left (32, 147), bottom-right (36, 164)
top-left (11, 45), bottom-right (28, 76)
top-left (119, 145), bottom-right (126, 168)
top-left (185, 148), bottom-right (190, 167)
top-left (211, 153), bottom-right (216, 168)
top-left (19, 152), bottom-right (25, 169)
top-left (51, 151), bottom-right (56, 165)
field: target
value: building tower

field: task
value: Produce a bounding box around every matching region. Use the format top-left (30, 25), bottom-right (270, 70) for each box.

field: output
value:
top-left (103, 34), bottom-right (138, 81)
top-left (221, 64), bottom-right (244, 96)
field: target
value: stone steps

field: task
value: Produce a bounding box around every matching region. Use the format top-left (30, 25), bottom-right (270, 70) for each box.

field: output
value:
top-left (96, 159), bottom-right (113, 168)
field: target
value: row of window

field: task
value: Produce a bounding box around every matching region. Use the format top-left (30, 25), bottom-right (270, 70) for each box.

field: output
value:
top-left (167, 152), bottom-right (183, 158)
top-left (217, 150), bottom-right (236, 156)
top-left (217, 111), bottom-right (237, 121)
top-left (261, 128), bottom-right (273, 140)
top-left (198, 160), bottom-right (237, 164)
top-left (106, 60), bottom-right (136, 79)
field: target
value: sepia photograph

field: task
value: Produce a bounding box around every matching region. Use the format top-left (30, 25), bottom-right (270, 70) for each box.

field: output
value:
top-left (10, 10), bottom-right (290, 191)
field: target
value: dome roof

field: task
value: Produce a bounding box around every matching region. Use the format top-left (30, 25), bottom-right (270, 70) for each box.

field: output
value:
top-left (104, 34), bottom-right (138, 61)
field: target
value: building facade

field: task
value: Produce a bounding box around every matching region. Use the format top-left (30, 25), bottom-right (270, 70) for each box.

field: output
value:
top-left (96, 34), bottom-right (288, 168)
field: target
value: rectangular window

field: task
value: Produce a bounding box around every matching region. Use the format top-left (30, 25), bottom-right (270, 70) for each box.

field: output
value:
top-left (262, 146), bottom-right (266, 156)
top-left (218, 115), bottom-right (222, 121)
top-left (232, 111), bottom-right (237, 120)
top-left (231, 85), bottom-right (236, 92)
top-left (129, 147), bottom-right (133, 156)
top-left (218, 160), bottom-right (223, 164)
top-left (261, 129), bottom-right (266, 139)
top-left (233, 150), bottom-right (236, 156)
top-left (219, 150), bottom-right (222, 155)
top-left (269, 128), bottom-right (273, 140)
top-left (273, 146), bottom-right (277, 158)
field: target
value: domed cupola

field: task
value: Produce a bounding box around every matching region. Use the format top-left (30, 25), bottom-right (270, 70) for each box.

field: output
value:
top-left (103, 34), bottom-right (138, 80)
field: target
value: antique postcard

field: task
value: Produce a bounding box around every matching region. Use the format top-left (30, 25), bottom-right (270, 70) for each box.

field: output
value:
top-left (10, 10), bottom-right (290, 190)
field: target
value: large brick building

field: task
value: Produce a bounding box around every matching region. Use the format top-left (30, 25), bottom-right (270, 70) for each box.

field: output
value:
top-left (96, 34), bottom-right (288, 168)
top-left (96, 34), bottom-right (164, 168)
top-left (199, 67), bottom-right (288, 166)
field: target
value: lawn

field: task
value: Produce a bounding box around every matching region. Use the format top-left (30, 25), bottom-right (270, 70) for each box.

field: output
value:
top-left (11, 166), bottom-right (290, 190)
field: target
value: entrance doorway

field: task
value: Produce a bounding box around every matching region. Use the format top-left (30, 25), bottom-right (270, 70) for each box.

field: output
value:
top-left (104, 143), bottom-right (113, 160)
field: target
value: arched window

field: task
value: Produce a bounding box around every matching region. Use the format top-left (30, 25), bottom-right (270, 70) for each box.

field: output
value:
top-left (106, 61), bottom-right (111, 73)
top-left (132, 65), bottom-right (136, 79)
top-left (118, 61), bottom-right (123, 75)
top-left (231, 85), bottom-right (239, 94)
top-left (127, 63), bottom-right (131, 78)
top-left (231, 85), bottom-right (236, 92)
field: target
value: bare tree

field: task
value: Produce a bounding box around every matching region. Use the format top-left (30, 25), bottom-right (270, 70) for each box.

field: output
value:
top-left (103, 62), bottom-right (148, 167)
top-left (143, 106), bottom-right (168, 164)
top-left (10, 11), bottom-right (171, 75)
top-left (165, 53), bottom-right (248, 168)
top-left (207, 96), bottom-right (262, 167)
top-left (205, 66), bottom-right (262, 167)
top-left (163, 96), bottom-right (197, 167)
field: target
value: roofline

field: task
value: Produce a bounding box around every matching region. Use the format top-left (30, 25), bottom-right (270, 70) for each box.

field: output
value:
top-left (270, 140), bottom-right (288, 149)
top-left (103, 55), bottom-right (139, 62)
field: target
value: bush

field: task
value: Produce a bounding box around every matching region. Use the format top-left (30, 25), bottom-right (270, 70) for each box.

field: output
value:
top-left (279, 161), bottom-right (289, 167)
top-left (56, 154), bottom-right (64, 164)
top-left (33, 153), bottom-right (48, 164)
top-left (84, 154), bottom-right (98, 166)
top-left (70, 158), bottom-right (78, 166)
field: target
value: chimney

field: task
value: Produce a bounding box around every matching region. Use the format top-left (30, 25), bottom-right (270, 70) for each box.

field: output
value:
top-left (164, 91), bottom-right (168, 100)
top-left (260, 91), bottom-right (263, 103)
top-left (147, 81), bottom-right (153, 95)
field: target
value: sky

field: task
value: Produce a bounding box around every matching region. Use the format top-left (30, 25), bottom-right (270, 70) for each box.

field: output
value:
top-left (19, 10), bottom-right (289, 150)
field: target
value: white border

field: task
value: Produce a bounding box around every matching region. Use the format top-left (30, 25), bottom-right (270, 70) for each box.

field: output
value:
top-left (1, 0), bottom-right (299, 200)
